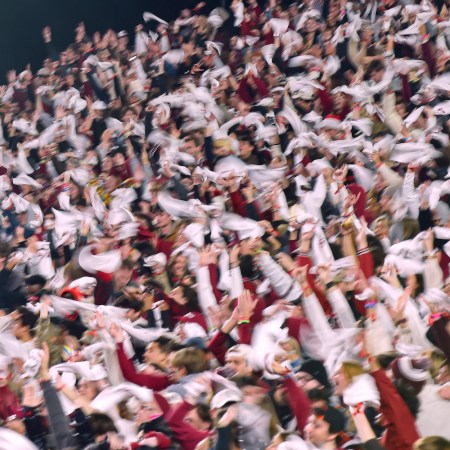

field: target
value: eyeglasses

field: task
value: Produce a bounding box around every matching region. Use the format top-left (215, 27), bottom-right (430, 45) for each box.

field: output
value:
top-left (296, 374), bottom-right (314, 382)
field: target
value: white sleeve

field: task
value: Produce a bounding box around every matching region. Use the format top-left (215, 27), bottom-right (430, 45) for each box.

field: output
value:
top-left (230, 267), bottom-right (244, 300)
top-left (98, 330), bottom-right (125, 385)
top-left (423, 257), bottom-right (444, 290)
top-left (302, 293), bottom-right (335, 346)
top-left (404, 299), bottom-right (432, 349)
top-left (328, 181), bottom-right (342, 207)
top-left (217, 249), bottom-right (232, 291)
top-left (135, 31), bottom-right (149, 56)
top-left (276, 190), bottom-right (290, 221)
top-left (311, 174), bottom-right (327, 205)
top-left (38, 122), bottom-right (60, 147)
top-left (402, 171), bottom-right (420, 219)
top-left (258, 253), bottom-right (302, 301)
top-left (133, 58), bottom-right (147, 85)
top-left (326, 288), bottom-right (356, 328)
top-left (2, 85), bottom-right (14, 103)
top-left (159, 35), bottom-right (171, 53)
top-left (195, 266), bottom-right (219, 325)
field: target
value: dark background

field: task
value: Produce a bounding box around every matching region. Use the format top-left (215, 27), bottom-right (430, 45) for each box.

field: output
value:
top-left (0, 0), bottom-right (224, 83)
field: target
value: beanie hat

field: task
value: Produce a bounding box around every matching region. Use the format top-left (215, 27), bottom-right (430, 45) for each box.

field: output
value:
top-left (390, 356), bottom-right (430, 394)
top-left (299, 359), bottom-right (331, 390)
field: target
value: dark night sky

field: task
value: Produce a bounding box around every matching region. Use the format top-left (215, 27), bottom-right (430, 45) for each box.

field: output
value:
top-left (0, 0), bottom-right (224, 83)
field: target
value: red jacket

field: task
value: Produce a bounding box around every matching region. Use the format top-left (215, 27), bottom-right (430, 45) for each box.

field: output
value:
top-left (283, 375), bottom-right (311, 434)
top-left (116, 342), bottom-right (171, 391)
top-left (297, 253), bottom-right (332, 315)
top-left (0, 385), bottom-right (23, 422)
top-left (371, 369), bottom-right (420, 450)
top-left (158, 398), bottom-right (211, 450)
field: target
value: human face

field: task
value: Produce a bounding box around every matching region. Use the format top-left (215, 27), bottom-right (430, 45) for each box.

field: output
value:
top-left (332, 92), bottom-right (347, 111)
top-left (296, 372), bottom-right (320, 392)
top-left (370, 67), bottom-right (385, 84)
top-left (101, 157), bottom-right (113, 172)
top-left (66, 48), bottom-right (76, 62)
top-left (304, 415), bottom-right (334, 447)
top-left (12, 316), bottom-right (28, 340)
top-left (168, 354), bottom-right (186, 382)
top-left (379, 193), bottom-right (392, 213)
top-left (183, 139), bottom-right (201, 158)
top-left (184, 408), bottom-right (210, 431)
top-left (144, 342), bottom-right (166, 366)
top-left (78, 379), bottom-right (97, 401)
top-left (114, 267), bottom-right (132, 289)
top-left (241, 385), bottom-right (267, 404)
top-left (296, 97), bottom-right (315, 113)
top-left (26, 283), bottom-right (42, 296)
top-left (65, 74), bottom-right (75, 87)
top-left (437, 365), bottom-right (450, 385)
top-left (104, 175), bottom-right (119, 193)
top-left (154, 211), bottom-right (172, 229)
top-left (171, 256), bottom-right (187, 279)
top-left (239, 141), bottom-right (254, 159)
top-left (225, 354), bottom-right (252, 377)
top-left (395, 102), bottom-right (407, 119)
top-left (305, 18), bottom-right (319, 33)
top-left (361, 27), bottom-right (374, 44)
top-left (170, 286), bottom-right (187, 305)
top-left (238, 101), bottom-right (250, 116)
top-left (332, 368), bottom-right (349, 396)
top-left (374, 218), bottom-right (389, 239)
top-left (239, 238), bottom-right (261, 254)
top-left (135, 400), bottom-right (162, 426)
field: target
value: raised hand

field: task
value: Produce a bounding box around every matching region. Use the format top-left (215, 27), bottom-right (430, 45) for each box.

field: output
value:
top-left (334, 164), bottom-right (348, 182)
top-left (292, 265), bottom-right (308, 284)
top-left (199, 245), bottom-right (218, 267)
top-left (301, 221), bottom-right (316, 241)
top-left (237, 289), bottom-right (258, 319)
top-left (6, 69), bottom-right (16, 84)
top-left (229, 244), bottom-right (240, 266)
top-left (343, 191), bottom-right (361, 212)
top-left (42, 26), bottom-right (52, 43)
top-left (95, 310), bottom-right (105, 330)
top-left (386, 285), bottom-right (410, 323)
top-left (75, 22), bottom-right (86, 43)
top-left (316, 263), bottom-right (332, 284)
top-left (109, 322), bottom-right (124, 343)
top-left (356, 216), bottom-right (368, 247)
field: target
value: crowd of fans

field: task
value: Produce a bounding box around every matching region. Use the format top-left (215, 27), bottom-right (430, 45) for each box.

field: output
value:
top-left (1, 0), bottom-right (450, 449)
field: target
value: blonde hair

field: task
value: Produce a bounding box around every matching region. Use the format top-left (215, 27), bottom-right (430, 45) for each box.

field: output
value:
top-left (340, 361), bottom-right (366, 382)
top-left (213, 138), bottom-right (232, 152)
top-left (413, 437), bottom-right (450, 450)
top-left (428, 349), bottom-right (447, 381)
top-left (278, 337), bottom-right (301, 357)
